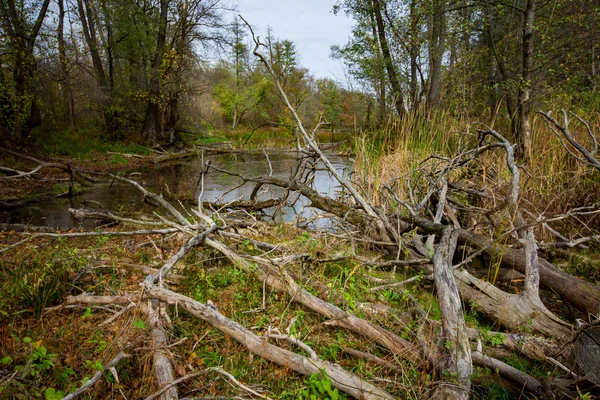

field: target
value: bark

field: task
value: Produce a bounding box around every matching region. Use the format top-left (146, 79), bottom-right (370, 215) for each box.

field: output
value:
top-left (144, 286), bottom-right (394, 400)
top-left (431, 227), bottom-right (471, 400)
top-left (426, 0), bottom-right (447, 110)
top-left (516, 0), bottom-right (536, 161)
top-left (372, 0), bottom-right (405, 118)
top-left (143, 0), bottom-right (170, 145)
top-left (142, 300), bottom-right (178, 400)
top-left (0, 0), bottom-right (51, 141)
top-left (57, 0), bottom-right (75, 129)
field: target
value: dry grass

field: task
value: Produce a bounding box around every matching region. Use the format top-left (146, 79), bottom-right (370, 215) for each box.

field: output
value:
top-left (353, 110), bottom-right (600, 238)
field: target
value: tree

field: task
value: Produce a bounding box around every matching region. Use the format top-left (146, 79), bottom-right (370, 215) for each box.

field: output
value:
top-left (0, 0), bottom-right (51, 141)
top-left (142, 0), bottom-right (170, 144)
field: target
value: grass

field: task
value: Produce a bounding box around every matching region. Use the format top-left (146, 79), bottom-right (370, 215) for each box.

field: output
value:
top-left (3, 109), bottom-right (597, 398)
top-left (353, 108), bottom-right (600, 238)
top-left (33, 128), bottom-right (152, 159)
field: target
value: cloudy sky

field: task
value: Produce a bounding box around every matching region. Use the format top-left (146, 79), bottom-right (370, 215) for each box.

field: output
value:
top-left (234, 0), bottom-right (356, 80)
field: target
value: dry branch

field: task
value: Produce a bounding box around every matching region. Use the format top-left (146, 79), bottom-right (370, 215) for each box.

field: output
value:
top-left (142, 300), bottom-right (178, 400)
top-left (62, 350), bottom-right (130, 400)
top-left (143, 285), bottom-right (394, 400)
top-left (539, 110), bottom-right (600, 171)
top-left (431, 226), bottom-right (471, 399)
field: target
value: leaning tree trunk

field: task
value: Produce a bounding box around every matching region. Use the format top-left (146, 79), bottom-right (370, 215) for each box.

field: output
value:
top-left (372, 0), bottom-right (405, 118)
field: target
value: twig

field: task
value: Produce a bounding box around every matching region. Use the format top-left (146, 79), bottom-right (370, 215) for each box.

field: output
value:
top-left (62, 351), bottom-right (130, 400)
top-left (99, 303), bottom-right (136, 327)
top-left (368, 274), bottom-right (433, 292)
top-left (266, 333), bottom-right (318, 360)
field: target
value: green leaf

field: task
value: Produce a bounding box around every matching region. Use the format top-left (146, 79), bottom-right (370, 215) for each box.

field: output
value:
top-left (81, 307), bottom-right (92, 320)
top-left (1, 356), bottom-right (13, 365)
top-left (133, 319), bottom-right (147, 329)
top-left (44, 388), bottom-right (65, 400)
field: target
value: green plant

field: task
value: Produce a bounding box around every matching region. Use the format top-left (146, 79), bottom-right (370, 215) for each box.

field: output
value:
top-left (300, 372), bottom-right (343, 400)
top-left (44, 387), bottom-right (66, 400)
top-left (17, 338), bottom-right (58, 379)
top-left (489, 333), bottom-right (505, 347)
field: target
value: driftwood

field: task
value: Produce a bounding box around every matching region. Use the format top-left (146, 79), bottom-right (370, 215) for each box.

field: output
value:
top-left (430, 226), bottom-right (471, 399)
top-left (0, 146), bottom-right (93, 186)
top-left (143, 285), bottom-right (394, 400)
top-left (142, 300), bottom-right (178, 400)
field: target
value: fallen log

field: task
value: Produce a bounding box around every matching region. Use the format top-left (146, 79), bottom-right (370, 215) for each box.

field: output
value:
top-left (431, 226), bottom-right (471, 399)
top-left (142, 300), bottom-right (178, 400)
top-left (404, 216), bottom-right (600, 316)
top-left (143, 285), bottom-right (394, 400)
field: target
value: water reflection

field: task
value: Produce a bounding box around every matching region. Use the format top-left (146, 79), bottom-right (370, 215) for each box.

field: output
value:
top-left (1, 151), bottom-right (352, 229)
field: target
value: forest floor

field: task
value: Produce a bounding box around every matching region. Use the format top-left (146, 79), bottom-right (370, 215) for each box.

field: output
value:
top-left (1, 130), bottom-right (600, 399)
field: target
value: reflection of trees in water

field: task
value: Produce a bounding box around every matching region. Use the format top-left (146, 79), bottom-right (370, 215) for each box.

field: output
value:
top-left (6, 153), bottom-right (351, 228)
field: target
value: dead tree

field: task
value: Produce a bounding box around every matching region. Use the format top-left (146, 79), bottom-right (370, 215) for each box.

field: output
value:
top-left (539, 109), bottom-right (600, 172)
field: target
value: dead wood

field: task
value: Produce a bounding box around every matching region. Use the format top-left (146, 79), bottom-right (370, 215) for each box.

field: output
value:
top-left (69, 208), bottom-right (165, 226)
top-left (431, 226), bottom-right (471, 399)
top-left (403, 215), bottom-right (600, 316)
top-left (142, 300), bottom-right (178, 400)
top-left (205, 237), bottom-right (422, 364)
top-left (62, 350), bottom-right (130, 400)
top-left (575, 324), bottom-right (600, 385)
top-left (143, 285), bottom-right (394, 400)
top-left (200, 198), bottom-right (284, 212)
top-left (0, 146), bottom-right (93, 186)
top-left (539, 110), bottom-right (600, 172)
top-left (218, 166), bottom-right (599, 319)
top-left (471, 342), bottom-right (546, 396)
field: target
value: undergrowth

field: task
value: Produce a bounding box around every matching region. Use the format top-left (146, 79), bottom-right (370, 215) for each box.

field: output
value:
top-left (0, 224), bottom-right (522, 399)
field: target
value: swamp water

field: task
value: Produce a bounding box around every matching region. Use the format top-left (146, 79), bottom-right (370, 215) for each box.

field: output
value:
top-left (1, 151), bottom-right (352, 229)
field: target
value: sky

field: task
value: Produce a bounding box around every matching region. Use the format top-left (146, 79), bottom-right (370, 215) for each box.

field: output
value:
top-left (234, 0), bottom-right (356, 80)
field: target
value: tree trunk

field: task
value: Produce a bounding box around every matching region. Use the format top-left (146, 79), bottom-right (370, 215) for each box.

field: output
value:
top-left (0, 0), bottom-right (51, 141)
top-left (372, 0), bottom-right (405, 118)
top-left (76, 0), bottom-right (116, 137)
top-left (409, 0), bottom-right (420, 110)
top-left (516, 0), bottom-right (535, 161)
top-left (143, 0), bottom-right (170, 145)
top-left (57, 0), bottom-right (75, 130)
top-left (431, 227), bottom-right (471, 400)
top-left (426, 0), bottom-right (447, 110)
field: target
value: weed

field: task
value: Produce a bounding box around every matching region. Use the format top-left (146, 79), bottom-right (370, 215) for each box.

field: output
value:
top-left (300, 372), bottom-right (345, 400)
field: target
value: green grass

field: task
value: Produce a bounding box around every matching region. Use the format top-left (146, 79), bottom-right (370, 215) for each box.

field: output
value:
top-left (34, 128), bottom-right (151, 158)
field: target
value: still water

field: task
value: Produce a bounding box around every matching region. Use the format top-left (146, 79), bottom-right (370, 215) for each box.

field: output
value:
top-left (1, 151), bottom-right (351, 229)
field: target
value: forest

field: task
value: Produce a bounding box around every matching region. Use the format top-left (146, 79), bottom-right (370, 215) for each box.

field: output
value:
top-left (1, 0), bottom-right (600, 399)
